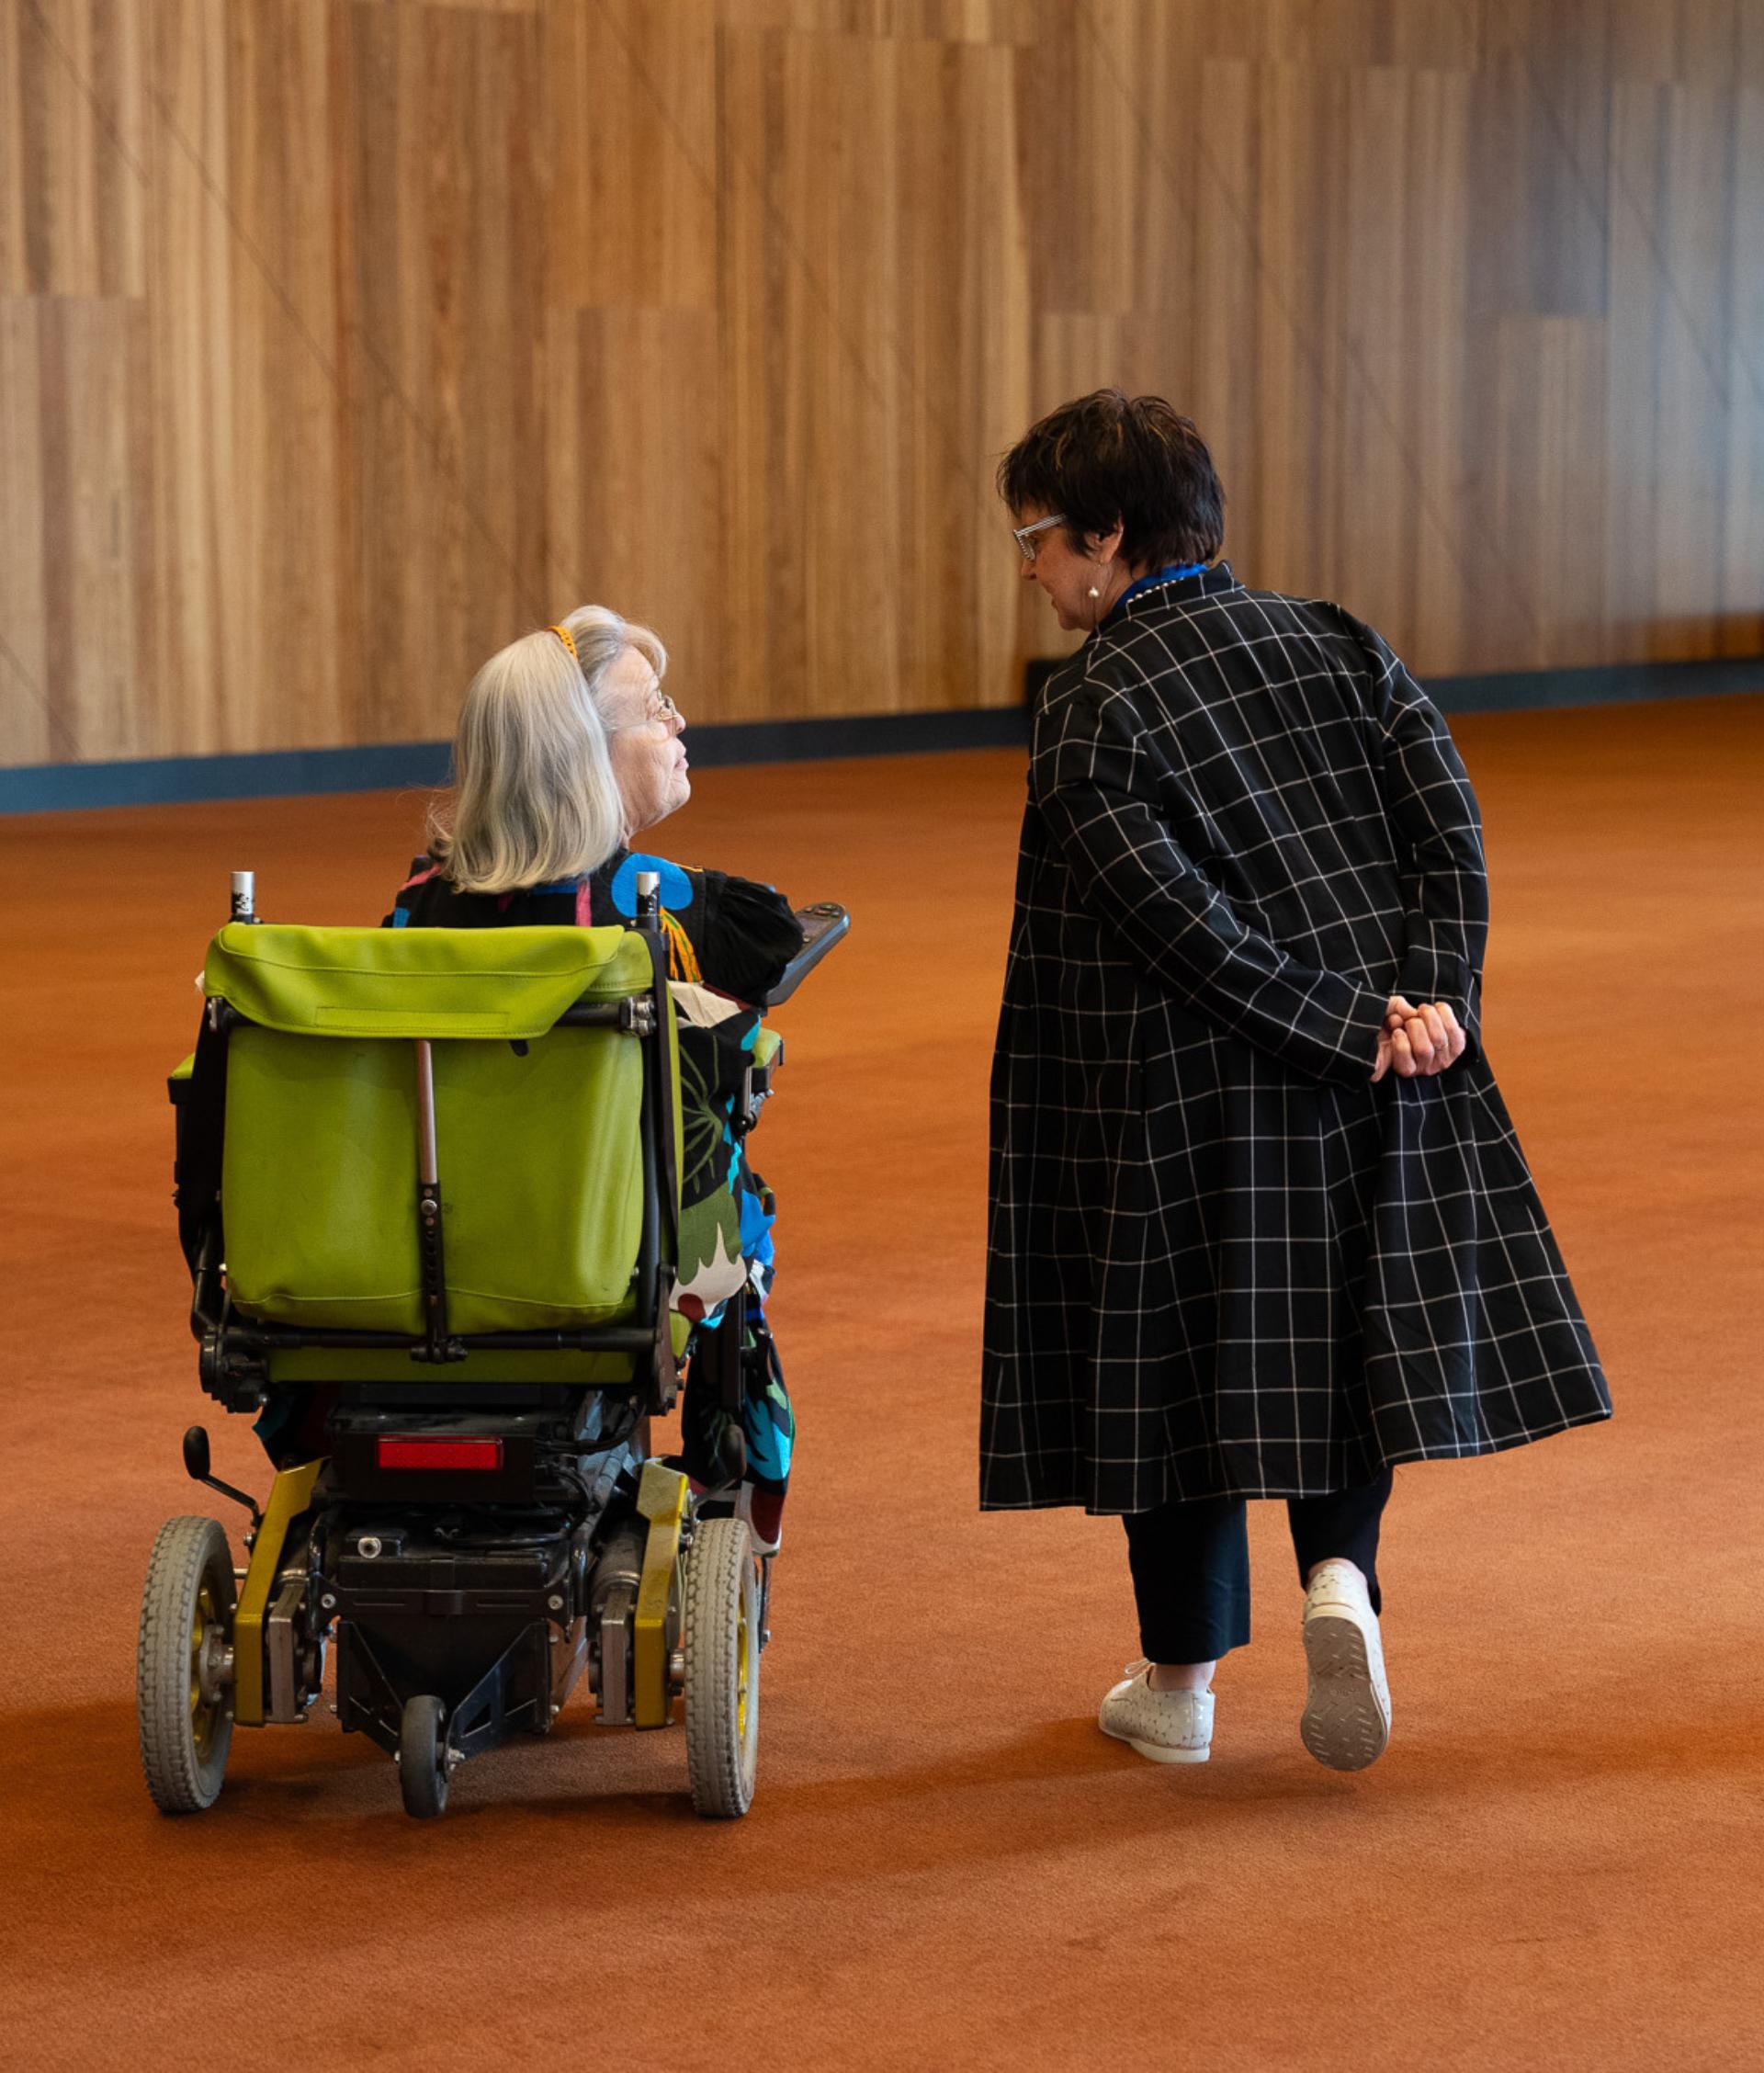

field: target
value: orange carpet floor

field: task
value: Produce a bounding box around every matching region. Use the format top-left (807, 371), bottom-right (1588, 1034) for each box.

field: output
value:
top-left (3, 697), bottom-right (1762, 2071)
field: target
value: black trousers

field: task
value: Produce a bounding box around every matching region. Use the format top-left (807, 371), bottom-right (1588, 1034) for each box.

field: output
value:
top-left (1122, 1470), bottom-right (1393, 1663)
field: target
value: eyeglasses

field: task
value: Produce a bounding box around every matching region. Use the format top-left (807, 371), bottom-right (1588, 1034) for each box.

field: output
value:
top-left (609, 687), bottom-right (683, 734)
top-left (1012, 512), bottom-right (1068, 561)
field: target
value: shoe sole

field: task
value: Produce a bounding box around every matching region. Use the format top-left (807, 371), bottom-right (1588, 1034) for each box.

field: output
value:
top-left (1099, 1718), bottom-right (1210, 1765)
top-left (1300, 1612), bottom-right (1390, 1773)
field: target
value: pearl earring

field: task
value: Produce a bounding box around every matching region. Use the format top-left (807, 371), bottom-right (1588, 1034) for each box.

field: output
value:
top-left (1088, 585), bottom-right (1100, 599)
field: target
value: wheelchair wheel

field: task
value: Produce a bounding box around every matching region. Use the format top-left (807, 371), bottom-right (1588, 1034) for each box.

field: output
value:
top-left (137, 1516), bottom-right (236, 1814)
top-left (398, 1694), bottom-right (451, 1819)
top-left (683, 1516), bottom-right (760, 1818)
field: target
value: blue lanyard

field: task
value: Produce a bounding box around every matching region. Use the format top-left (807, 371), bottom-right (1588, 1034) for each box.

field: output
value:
top-left (1114, 561), bottom-right (1207, 610)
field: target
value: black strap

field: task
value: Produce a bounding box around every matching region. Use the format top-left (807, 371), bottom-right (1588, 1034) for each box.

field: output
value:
top-left (175, 1008), bottom-right (229, 1274)
top-left (643, 931), bottom-right (681, 1272)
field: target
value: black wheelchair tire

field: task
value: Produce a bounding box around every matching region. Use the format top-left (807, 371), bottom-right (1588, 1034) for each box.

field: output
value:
top-left (683, 1515), bottom-right (760, 1818)
top-left (398, 1694), bottom-right (450, 1818)
top-left (138, 1515), bottom-right (236, 1815)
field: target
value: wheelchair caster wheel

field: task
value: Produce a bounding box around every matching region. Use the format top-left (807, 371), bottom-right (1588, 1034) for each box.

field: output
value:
top-left (398, 1694), bottom-right (453, 1818)
top-left (138, 1516), bottom-right (236, 1814)
top-left (683, 1517), bottom-right (760, 1818)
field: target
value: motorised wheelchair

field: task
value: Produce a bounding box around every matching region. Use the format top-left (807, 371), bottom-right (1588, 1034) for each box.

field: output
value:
top-left (139, 870), bottom-right (845, 1819)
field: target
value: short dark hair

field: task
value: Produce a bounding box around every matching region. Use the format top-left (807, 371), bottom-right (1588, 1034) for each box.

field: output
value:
top-left (997, 390), bottom-right (1225, 569)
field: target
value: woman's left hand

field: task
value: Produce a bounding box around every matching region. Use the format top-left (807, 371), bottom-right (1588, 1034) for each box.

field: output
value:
top-left (1379, 997), bottom-right (1466, 1078)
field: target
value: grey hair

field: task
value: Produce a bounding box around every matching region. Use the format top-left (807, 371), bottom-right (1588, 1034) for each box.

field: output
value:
top-left (428, 606), bottom-right (667, 893)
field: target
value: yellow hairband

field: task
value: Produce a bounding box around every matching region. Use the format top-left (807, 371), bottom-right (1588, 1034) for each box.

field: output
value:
top-left (548, 622), bottom-right (578, 663)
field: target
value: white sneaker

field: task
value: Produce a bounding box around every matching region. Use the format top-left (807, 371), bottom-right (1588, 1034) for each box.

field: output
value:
top-left (1098, 1662), bottom-right (1214, 1764)
top-left (1300, 1559), bottom-right (1392, 1772)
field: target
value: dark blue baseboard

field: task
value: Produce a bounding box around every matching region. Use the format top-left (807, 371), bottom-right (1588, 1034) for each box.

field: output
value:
top-left (1424, 653), bottom-right (1764, 714)
top-left (1024, 651), bottom-right (1764, 717)
top-left (0, 709), bottom-right (1033, 813)
top-left (4, 655), bottom-right (1759, 813)
top-left (1, 740), bottom-right (455, 814)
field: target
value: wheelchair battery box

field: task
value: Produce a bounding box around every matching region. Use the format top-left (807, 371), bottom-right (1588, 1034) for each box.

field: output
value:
top-left (335, 1532), bottom-right (570, 1620)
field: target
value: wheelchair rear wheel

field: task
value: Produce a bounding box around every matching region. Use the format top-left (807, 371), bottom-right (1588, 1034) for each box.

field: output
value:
top-left (683, 1516), bottom-right (760, 1818)
top-left (398, 1694), bottom-right (451, 1819)
top-left (138, 1516), bottom-right (236, 1814)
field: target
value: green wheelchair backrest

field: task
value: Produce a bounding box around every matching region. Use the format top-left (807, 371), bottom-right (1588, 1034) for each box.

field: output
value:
top-left (204, 922), bottom-right (676, 1335)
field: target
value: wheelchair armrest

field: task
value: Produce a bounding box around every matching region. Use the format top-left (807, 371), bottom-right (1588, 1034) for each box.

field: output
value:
top-left (765, 903), bottom-right (848, 1006)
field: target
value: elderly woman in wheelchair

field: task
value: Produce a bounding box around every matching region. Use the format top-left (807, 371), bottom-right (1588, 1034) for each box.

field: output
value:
top-left (143, 606), bottom-right (844, 1820)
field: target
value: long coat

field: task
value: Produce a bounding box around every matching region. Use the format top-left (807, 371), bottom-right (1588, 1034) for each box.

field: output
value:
top-left (981, 562), bottom-right (1611, 1512)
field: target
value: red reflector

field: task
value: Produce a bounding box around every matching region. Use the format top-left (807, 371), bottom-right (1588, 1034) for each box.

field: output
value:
top-left (376, 1438), bottom-right (504, 1472)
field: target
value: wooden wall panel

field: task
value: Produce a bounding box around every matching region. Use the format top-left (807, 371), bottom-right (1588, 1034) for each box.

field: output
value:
top-left (36, 294), bottom-right (156, 756)
top-left (541, 302), bottom-right (724, 682)
top-left (1724, 76), bottom-right (1764, 651)
top-left (543, 0), bottom-right (718, 312)
top-left (139, 0), bottom-right (346, 755)
top-left (1, 0), bottom-right (145, 299)
top-left (717, 23), bottom-right (1028, 720)
top-left (0, 299), bottom-right (54, 764)
top-left (1, 0), bottom-right (1761, 769)
top-left (342, 0), bottom-right (548, 742)
top-left (1606, 79), bottom-right (1734, 662)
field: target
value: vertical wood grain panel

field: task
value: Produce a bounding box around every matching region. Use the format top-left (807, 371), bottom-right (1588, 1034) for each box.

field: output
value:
top-left (718, 22), bottom-right (1027, 719)
top-left (0, 7), bottom-right (26, 292)
top-left (1235, 58), bottom-right (1351, 614)
top-left (37, 294), bottom-right (155, 755)
top-left (0, 297), bottom-right (55, 763)
top-left (1342, 62), bottom-right (1474, 668)
top-left (225, 0), bottom-right (343, 750)
top-left (541, 303), bottom-right (723, 692)
top-left (543, 0), bottom-right (717, 312)
top-left (4, 0), bottom-right (146, 298)
top-left (1604, 78), bottom-right (1735, 661)
top-left (1488, 315), bottom-right (1609, 666)
top-left (1720, 74), bottom-right (1764, 657)
top-left (1, 0), bottom-right (1761, 768)
top-left (342, 0), bottom-right (547, 745)
top-left (147, 0), bottom-right (236, 754)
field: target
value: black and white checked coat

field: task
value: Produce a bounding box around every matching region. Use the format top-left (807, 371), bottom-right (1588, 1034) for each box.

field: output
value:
top-left (981, 562), bottom-right (1611, 1512)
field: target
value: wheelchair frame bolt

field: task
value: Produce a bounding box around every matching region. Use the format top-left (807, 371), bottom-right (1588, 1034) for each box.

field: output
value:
top-left (320, 1592), bottom-right (336, 1610)
top-left (547, 1593), bottom-right (563, 1611)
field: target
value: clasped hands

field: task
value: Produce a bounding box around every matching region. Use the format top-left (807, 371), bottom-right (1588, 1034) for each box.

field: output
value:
top-left (1371, 997), bottom-right (1467, 1083)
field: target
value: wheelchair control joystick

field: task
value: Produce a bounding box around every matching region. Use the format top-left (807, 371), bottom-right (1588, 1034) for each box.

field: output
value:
top-left (182, 1423), bottom-right (261, 1524)
top-left (229, 870), bottom-right (260, 924)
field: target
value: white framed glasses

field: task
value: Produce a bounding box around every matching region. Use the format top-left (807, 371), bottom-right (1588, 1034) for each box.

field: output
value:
top-left (1012, 512), bottom-right (1068, 561)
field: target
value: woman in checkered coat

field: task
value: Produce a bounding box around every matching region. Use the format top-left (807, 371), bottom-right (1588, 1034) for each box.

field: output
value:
top-left (983, 391), bottom-right (1611, 1772)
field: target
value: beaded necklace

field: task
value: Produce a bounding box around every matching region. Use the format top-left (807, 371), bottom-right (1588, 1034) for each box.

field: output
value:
top-left (1110, 561), bottom-right (1208, 616)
